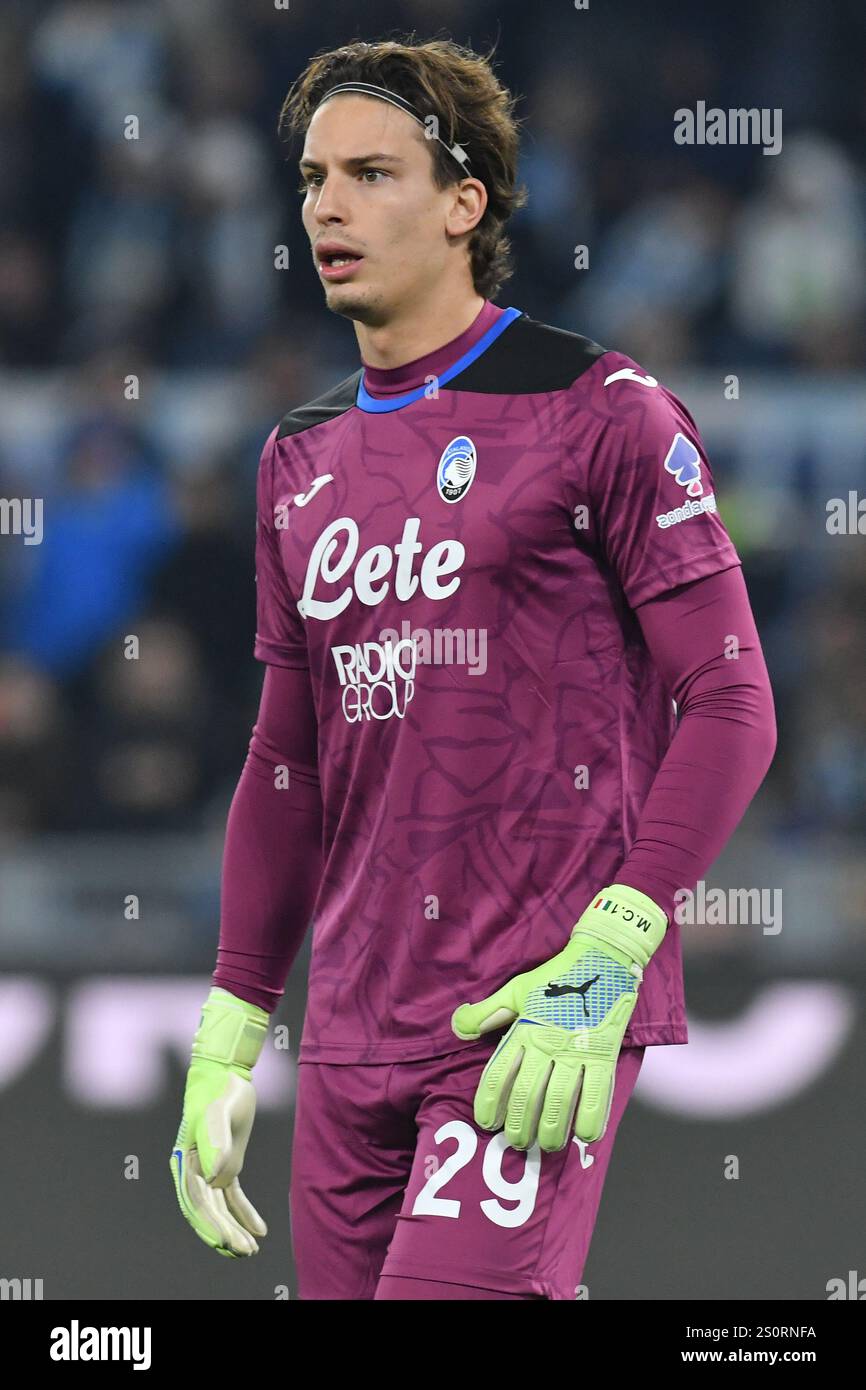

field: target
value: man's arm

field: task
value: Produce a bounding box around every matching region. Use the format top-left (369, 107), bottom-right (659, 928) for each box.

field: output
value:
top-left (168, 662), bottom-right (321, 1257)
top-left (213, 662), bottom-right (323, 1012)
top-left (169, 425), bottom-right (322, 1256)
top-left (616, 564), bottom-right (777, 915)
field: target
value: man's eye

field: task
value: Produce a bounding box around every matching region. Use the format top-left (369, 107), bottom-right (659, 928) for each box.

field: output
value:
top-left (296, 169), bottom-right (387, 194)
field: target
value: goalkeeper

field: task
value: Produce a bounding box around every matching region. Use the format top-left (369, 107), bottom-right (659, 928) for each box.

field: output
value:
top-left (169, 36), bottom-right (777, 1298)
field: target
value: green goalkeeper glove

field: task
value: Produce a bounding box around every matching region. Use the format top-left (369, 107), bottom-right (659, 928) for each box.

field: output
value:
top-left (169, 987), bottom-right (270, 1257)
top-left (451, 885), bottom-right (667, 1153)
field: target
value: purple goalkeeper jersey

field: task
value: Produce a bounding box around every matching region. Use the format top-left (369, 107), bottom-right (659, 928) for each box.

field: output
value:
top-left (254, 300), bottom-right (741, 1062)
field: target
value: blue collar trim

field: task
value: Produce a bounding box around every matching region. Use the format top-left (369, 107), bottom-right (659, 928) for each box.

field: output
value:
top-left (355, 306), bottom-right (523, 414)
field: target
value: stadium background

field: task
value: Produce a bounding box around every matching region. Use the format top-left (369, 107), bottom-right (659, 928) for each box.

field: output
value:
top-left (1, 0), bottom-right (864, 1301)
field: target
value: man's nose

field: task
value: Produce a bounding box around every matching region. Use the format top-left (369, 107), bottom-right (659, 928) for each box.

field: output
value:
top-left (313, 175), bottom-right (350, 223)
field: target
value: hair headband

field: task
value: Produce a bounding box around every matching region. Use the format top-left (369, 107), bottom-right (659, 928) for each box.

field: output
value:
top-left (316, 80), bottom-right (472, 174)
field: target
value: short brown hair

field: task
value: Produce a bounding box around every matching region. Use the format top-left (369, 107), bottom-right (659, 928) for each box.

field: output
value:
top-left (279, 35), bottom-right (527, 300)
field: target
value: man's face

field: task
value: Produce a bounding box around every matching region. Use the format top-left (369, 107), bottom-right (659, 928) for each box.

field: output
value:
top-left (299, 93), bottom-right (466, 325)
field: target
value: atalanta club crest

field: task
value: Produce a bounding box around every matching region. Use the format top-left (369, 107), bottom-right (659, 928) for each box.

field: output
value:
top-left (436, 436), bottom-right (477, 503)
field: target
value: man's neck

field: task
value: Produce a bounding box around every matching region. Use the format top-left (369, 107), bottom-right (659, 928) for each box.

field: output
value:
top-left (354, 291), bottom-right (486, 369)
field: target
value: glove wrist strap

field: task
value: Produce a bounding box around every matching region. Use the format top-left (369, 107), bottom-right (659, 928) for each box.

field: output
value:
top-left (191, 988), bottom-right (269, 1072)
top-left (570, 884), bottom-right (667, 969)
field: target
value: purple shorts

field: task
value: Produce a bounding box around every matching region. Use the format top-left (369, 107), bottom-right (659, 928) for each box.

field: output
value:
top-left (289, 1040), bottom-right (645, 1299)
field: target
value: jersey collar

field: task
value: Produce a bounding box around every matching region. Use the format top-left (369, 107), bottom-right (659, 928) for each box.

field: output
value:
top-left (355, 306), bottom-right (524, 414)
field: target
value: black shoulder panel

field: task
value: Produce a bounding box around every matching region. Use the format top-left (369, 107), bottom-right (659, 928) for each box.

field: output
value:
top-left (442, 312), bottom-right (607, 396)
top-left (275, 314), bottom-right (606, 433)
top-left (276, 369), bottom-right (361, 439)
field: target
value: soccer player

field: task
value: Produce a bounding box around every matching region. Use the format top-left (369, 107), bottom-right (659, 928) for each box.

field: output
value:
top-left (169, 37), bottom-right (776, 1300)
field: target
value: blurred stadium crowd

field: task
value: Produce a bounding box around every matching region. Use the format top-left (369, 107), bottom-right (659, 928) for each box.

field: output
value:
top-left (1, 0), bottom-right (865, 864)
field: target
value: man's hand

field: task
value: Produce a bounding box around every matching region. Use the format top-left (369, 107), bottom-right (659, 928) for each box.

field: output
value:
top-left (451, 885), bottom-right (667, 1153)
top-left (169, 988), bottom-right (269, 1257)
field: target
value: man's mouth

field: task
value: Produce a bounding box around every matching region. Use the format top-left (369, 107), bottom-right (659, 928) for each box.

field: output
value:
top-left (317, 245), bottom-right (364, 281)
